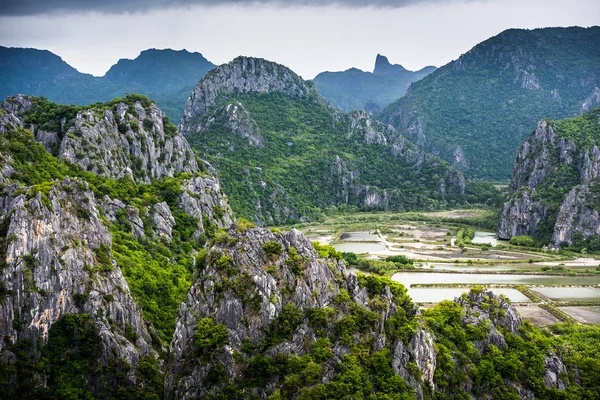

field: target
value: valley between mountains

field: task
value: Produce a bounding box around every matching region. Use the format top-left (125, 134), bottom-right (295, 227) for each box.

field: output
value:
top-left (1, 25), bottom-right (600, 400)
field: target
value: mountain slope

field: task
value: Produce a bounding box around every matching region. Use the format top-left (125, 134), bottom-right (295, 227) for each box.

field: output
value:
top-left (497, 108), bottom-right (600, 249)
top-left (0, 47), bottom-right (216, 121)
top-left (379, 26), bottom-right (600, 180)
top-left (313, 54), bottom-right (435, 113)
top-left (181, 57), bottom-right (497, 225)
top-left (0, 94), bottom-right (232, 398)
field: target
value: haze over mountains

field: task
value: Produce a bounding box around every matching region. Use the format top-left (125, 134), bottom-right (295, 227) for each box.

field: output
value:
top-left (0, 46), bottom-right (216, 121)
top-left (313, 54), bottom-right (436, 113)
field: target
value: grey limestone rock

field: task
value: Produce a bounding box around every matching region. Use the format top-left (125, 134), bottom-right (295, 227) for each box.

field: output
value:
top-left (165, 228), bottom-right (422, 399)
top-left (498, 113), bottom-right (600, 245)
top-left (1, 96), bottom-right (199, 183)
top-left (180, 56), bottom-right (324, 135)
top-left (544, 353), bottom-right (569, 390)
top-left (0, 178), bottom-right (154, 385)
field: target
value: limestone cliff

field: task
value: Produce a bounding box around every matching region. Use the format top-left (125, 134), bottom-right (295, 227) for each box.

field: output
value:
top-left (180, 56), bottom-right (323, 135)
top-left (2, 94), bottom-right (198, 183)
top-left (498, 108), bottom-right (600, 246)
top-left (164, 227), bottom-right (436, 399)
top-left (0, 94), bottom-right (233, 397)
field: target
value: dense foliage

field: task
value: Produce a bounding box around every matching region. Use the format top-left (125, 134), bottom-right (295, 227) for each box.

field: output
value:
top-left (186, 91), bottom-right (499, 225)
top-left (423, 296), bottom-right (600, 399)
top-left (380, 27), bottom-right (600, 181)
top-left (191, 273), bottom-right (418, 399)
top-left (0, 314), bottom-right (163, 399)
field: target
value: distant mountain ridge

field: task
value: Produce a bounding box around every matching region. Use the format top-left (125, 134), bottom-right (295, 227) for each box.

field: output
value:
top-left (312, 54), bottom-right (436, 113)
top-left (0, 46), bottom-right (216, 121)
top-left (379, 26), bottom-right (600, 181)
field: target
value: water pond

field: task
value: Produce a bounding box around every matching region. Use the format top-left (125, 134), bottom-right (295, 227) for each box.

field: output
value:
top-left (333, 231), bottom-right (387, 253)
top-left (534, 287), bottom-right (600, 302)
top-left (451, 231), bottom-right (503, 247)
top-left (332, 242), bottom-right (387, 254)
top-left (409, 287), bottom-right (531, 303)
top-left (391, 272), bottom-right (600, 288)
top-left (339, 231), bottom-right (379, 241)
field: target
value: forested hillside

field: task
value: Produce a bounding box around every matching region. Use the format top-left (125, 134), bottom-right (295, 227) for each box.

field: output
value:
top-left (380, 27), bottom-right (600, 181)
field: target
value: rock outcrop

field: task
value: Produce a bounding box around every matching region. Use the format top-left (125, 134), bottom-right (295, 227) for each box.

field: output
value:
top-left (0, 179), bottom-right (154, 389)
top-left (2, 94), bottom-right (198, 183)
top-left (165, 228), bottom-right (429, 399)
top-left (498, 108), bottom-right (600, 245)
top-left (0, 94), bottom-right (234, 397)
top-left (180, 56), bottom-right (322, 135)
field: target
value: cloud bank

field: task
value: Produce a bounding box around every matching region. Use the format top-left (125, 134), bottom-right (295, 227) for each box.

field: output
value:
top-left (0, 0), bottom-right (486, 16)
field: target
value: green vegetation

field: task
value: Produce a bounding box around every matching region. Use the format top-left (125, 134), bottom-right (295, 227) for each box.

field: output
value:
top-left (263, 241), bottom-right (283, 257)
top-left (455, 227), bottom-right (475, 247)
top-left (195, 318), bottom-right (229, 350)
top-left (196, 274), bottom-right (417, 399)
top-left (380, 27), bottom-right (600, 181)
top-left (186, 90), bottom-right (500, 225)
top-left (0, 104), bottom-right (210, 343)
top-left (423, 292), bottom-right (600, 399)
top-left (351, 255), bottom-right (415, 276)
top-left (0, 314), bottom-right (162, 399)
top-left (509, 235), bottom-right (537, 247)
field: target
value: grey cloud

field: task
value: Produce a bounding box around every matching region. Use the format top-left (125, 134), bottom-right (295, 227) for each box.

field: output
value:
top-left (0, 0), bottom-right (484, 16)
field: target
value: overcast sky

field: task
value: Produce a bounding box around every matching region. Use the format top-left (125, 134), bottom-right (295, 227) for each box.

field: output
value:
top-left (0, 0), bottom-right (598, 79)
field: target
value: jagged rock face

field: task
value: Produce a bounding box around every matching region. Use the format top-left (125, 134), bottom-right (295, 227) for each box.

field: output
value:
top-left (552, 184), bottom-right (600, 245)
top-left (179, 175), bottom-right (235, 236)
top-left (2, 94), bottom-right (199, 183)
top-left (457, 290), bottom-right (523, 336)
top-left (544, 353), bottom-right (569, 390)
top-left (189, 101), bottom-right (263, 147)
top-left (180, 56), bottom-right (322, 134)
top-left (0, 93), bottom-right (236, 396)
top-left (165, 228), bottom-right (428, 399)
top-left (581, 87), bottom-right (600, 113)
top-left (347, 110), bottom-right (388, 146)
top-left (391, 328), bottom-right (436, 400)
top-left (0, 179), bottom-right (153, 382)
top-left (498, 110), bottom-right (600, 245)
top-left (498, 190), bottom-right (549, 239)
top-left (153, 201), bottom-right (176, 239)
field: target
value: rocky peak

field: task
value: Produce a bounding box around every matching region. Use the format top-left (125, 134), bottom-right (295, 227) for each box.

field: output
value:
top-left (165, 227), bottom-right (429, 398)
top-left (180, 56), bottom-right (322, 134)
top-left (1, 95), bottom-right (199, 183)
top-left (457, 289), bottom-right (523, 335)
top-left (373, 54), bottom-right (407, 76)
top-left (188, 100), bottom-right (263, 147)
top-left (346, 109), bottom-right (389, 145)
